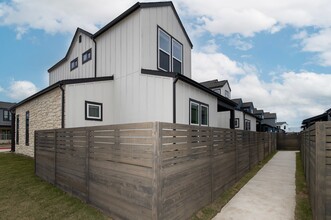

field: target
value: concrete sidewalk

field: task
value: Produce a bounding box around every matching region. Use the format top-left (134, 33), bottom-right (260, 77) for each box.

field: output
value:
top-left (213, 151), bottom-right (296, 220)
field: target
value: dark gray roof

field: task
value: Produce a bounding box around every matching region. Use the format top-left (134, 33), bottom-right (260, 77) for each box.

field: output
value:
top-left (0, 101), bottom-right (15, 109)
top-left (242, 102), bottom-right (254, 108)
top-left (231, 98), bottom-right (242, 105)
top-left (264, 112), bottom-right (277, 119)
top-left (276, 122), bottom-right (287, 125)
top-left (254, 109), bottom-right (264, 114)
top-left (200, 79), bottom-right (230, 90)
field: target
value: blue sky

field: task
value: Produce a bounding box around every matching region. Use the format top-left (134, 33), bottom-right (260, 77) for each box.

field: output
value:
top-left (1, 0), bottom-right (331, 131)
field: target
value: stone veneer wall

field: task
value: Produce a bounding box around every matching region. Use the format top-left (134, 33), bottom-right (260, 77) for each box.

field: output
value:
top-left (15, 88), bottom-right (62, 157)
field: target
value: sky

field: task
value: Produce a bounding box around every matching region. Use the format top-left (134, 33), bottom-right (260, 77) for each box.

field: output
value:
top-left (1, 0), bottom-right (331, 131)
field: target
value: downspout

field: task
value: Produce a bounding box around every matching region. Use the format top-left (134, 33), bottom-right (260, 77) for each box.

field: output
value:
top-left (59, 84), bottom-right (65, 128)
top-left (173, 75), bottom-right (179, 123)
top-left (10, 110), bottom-right (15, 152)
top-left (92, 38), bottom-right (97, 78)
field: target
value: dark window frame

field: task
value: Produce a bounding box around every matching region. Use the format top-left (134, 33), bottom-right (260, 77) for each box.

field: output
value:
top-left (70, 57), bottom-right (78, 71)
top-left (245, 119), bottom-right (251, 131)
top-left (85, 101), bottom-right (103, 121)
top-left (157, 26), bottom-right (183, 74)
top-left (189, 98), bottom-right (209, 126)
top-left (25, 111), bottom-right (29, 146)
top-left (82, 48), bottom-right (92, 64)
top-left (235, 118), bottom-right (240, 128)
top-left (3, 109), bottom-right (10, 121)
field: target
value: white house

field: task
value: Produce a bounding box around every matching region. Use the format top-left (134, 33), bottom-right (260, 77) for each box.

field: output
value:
top-left (231, 98), bottom-right (258, 131)
top-left (10, 2), bottom-right (236, 157)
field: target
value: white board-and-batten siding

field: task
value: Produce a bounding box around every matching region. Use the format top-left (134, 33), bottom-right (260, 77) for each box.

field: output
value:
top-left (49, 33), bottom-right (95, 85)
top-left (64, 74), bottom-right (173, 128)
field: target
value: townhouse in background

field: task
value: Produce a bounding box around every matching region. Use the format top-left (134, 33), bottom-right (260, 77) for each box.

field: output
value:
top-left (301, 108), bottom-right (331, 130)
top-left (0, 101), bottom-right (15, 144)
top-left (10, 2), bottom-right (237, 157)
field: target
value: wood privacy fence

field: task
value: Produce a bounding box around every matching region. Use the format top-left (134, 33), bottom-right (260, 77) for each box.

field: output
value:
top-left (300, 122), bottom-right (331, 220)
top-left (35, 122), bottom-right (276, 220)
top-left (277, 133), bottom-right (300, 150)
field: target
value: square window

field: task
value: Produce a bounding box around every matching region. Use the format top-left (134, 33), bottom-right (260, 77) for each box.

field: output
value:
top-left (70, 58), bottom-right (78, 71)
top-left (82, 48), bottom-right (92, 64)
top-left (85, 101), bottom-right (102, 121)
top-left (201, 105), bottom-right (209, 126)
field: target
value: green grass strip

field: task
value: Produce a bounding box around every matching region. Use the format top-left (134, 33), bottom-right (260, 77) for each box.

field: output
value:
top-left (191, 151), bottom-right (277, 220)
top-left (0, 153), bottom-right (110, 220)
top-left (295, 152), bottom-right (312, 220)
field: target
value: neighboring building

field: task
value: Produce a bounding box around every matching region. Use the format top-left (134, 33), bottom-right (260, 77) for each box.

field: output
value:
top-left (301, 108), bottom-right (331, 130)
top-left (231, 98), bottom-right (258, 131)
top-left (276, 121), bottom-right (288, 133)
top-left (253, 108), bottom-right (264, 132)
top-left (200, 79), bottom-right (231, 99)
top-left (0, 101), bottom-right (15, 144)
top-left (261, 112), bottom-right (277, 132)
top-left (11, 2), bottom-right (237, 157)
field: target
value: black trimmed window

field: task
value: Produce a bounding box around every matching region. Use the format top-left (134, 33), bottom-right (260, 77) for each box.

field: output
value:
top-left (82, 48), bottom-right (92, 64)
top-left (85, 101), bottom-right (102, 121)
top-left (70, 57), bottom-right (78, 71)
top-left (245, 119), bottom-right (251, 131)
top-left (158, 27), bottom-right (183, 74)
top-left (16, 115), bottom-right (19, 145)
top-left (25, 111), bottom-right (29, 146)
top-left (235, 118), bottom-right (239, 128)
top-left (3, 110), bottom-right (10, 121)
top-left (190, 99), bottom-right (209, 126)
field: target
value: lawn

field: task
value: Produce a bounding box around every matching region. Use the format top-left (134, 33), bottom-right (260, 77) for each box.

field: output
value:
top-left (0, 153), bottom-right (110, 220)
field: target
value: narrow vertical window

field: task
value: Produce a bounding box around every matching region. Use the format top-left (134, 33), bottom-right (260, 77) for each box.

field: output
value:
top-left (3, 110), bottom-right (9, 121)
top-left (245, 119), bottom-right (251, 131)
top-left (25, 111), bottom-right (29, 146)
top-left (235, 118), bottom-right (239, 128)
top-left (201, 105), bottom-right (209, 126)
top-left (79, 35), bottom-right (82, 43)
top-left (70, 57), bottom-right (78, 71)
top-left (172, 39), bottom-right (182, 74)
top-left (16, 115), bottom-right (19, 144)
top-left (158, 28), bottom-right (171, 71)
top-left (190, 102), bottom-right (199, 125)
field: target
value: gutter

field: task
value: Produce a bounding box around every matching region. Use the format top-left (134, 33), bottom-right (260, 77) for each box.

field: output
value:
top-left (59, 84), bottom-right (65, 128)
top-left (10, 109), bottom-right (15, 152)
top-left (92, 38), bottom-right (97, 77)
top-left (173, 74), bottom-right (179, 123)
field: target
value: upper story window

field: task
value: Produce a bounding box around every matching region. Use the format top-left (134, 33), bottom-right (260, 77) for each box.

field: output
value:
top-left (70, 57), bottom-right (78, 71)
top-left (245, 119), bottom-right (251, 131)
top-left (82, 48), bottom-right (92, 64)
top-left (212, 88), bottom-right (221, 94)
top-left (158, 27), bottom-right (183, 74)
top-left (235, 118), bottom-right (239, 128)
top-left (172, 39), bottom-right (182, 74)
top-left (3, 110), bottom-right (10, 121)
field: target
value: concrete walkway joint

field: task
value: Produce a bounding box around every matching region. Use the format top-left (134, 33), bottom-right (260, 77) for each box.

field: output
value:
top-left (213, 151), bottom-right (296, 220)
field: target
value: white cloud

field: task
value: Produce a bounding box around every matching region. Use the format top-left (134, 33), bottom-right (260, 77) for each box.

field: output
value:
top-left (201, 39), bottom-right (219, 53)
top-left (0, 86), bottom-right (4, 93)
top-left (0, 0), bottom-right (137, 38)
top-left (191, 51), bottom-right (331, 128)
top-left (229, 36), bottom-right (253, 51)
top-left (7, 80), bottom-right (38, 100)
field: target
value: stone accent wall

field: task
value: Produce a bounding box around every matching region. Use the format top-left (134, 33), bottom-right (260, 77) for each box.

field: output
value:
top-left (15, 88), bottom-right (62, 157)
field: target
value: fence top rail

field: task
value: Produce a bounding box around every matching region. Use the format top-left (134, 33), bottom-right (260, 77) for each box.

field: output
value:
top-left (35, 121), bottom-right (278, 136)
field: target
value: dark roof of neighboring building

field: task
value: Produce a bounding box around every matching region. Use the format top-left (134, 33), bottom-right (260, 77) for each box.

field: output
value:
top-left (10, 76), bottom-right (114, 111)
top-left (302, 108), bottom-right (331, 125)
top-left (264, 112), bottom-right (277, 119)
top-left (254, 108), bottom-right (264, 114)
top-left (276, 122), bottom-right (287, 125)
top-left (49, 2), bottom-right (193, 73)
top-left (242, 102), bottom-right (254, 108)
top-left (48, 28), bottom-right (93, 72)
top-left (0, 101), bottom-right (15, 109)
top-left (200, 79), bottom-right (230, 91)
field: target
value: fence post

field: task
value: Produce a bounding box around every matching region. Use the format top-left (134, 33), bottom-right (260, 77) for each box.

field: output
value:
top-left (315, 122), bottom-right (326, 220)
top-left (210, 127), bottom-right (214, 202)
top-left (86, 128), bottom-right (90, 203)
top-left (54, 130), bottom-right (57, 185)
top-left (152, 122), bottom-right (162, 220)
